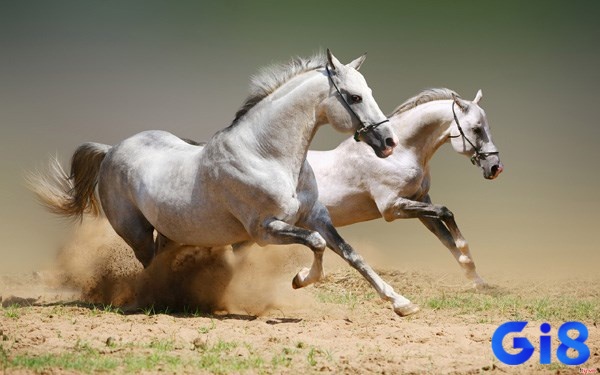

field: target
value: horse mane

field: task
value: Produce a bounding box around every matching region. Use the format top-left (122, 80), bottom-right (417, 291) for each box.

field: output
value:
top-left (230, 52), bottom-right (327, 125)
top-left (388, 88), bottom-right (459, 117)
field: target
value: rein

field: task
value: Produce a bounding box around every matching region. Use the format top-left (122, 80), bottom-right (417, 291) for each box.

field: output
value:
top-left (325, 64), bottom-right (389, 142)
top-left (451, 101), bottom-right (499, 165)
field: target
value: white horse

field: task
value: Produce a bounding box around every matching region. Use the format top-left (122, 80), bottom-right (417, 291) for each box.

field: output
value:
top-left (307, 88), bottom-right (503, 287)
top-left (31, 50), bottom-right (422, 316)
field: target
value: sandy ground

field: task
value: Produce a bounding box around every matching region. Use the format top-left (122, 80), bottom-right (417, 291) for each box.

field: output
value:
top-left (1, 219), bottom-right (599, 374)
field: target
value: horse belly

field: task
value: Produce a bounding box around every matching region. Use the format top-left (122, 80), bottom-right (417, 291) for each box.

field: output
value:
top-left (139, 176), bottom-right (251, 247)
top-left (323, 192), bottom-right (382, 227)
top-left (156, 207), bottom-right (250, 247)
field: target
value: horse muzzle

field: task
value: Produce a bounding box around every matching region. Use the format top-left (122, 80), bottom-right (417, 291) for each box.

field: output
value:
top-left (483, 161), bottom-right (504, 180)
top-left (357, 122), bottom-right (398, 159)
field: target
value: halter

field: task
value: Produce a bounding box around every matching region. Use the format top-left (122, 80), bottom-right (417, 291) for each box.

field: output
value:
top-left (325, 64), bottom-right (389, 142)
top-left (450, 101), bottom-right (499, 166)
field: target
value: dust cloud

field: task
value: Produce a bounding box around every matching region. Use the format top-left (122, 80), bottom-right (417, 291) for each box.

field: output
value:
top-left (49, 218), bottom-right (316, 315)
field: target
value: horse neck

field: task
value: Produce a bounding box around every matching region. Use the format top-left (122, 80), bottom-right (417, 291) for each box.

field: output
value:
top-left (228, 70), bottom-right (328, 175)
top-left (391, 99), bottom-right (455, 166)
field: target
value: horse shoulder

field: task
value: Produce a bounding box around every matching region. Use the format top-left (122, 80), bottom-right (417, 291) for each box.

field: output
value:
top-left (310, 147), bottom-right (368, 201)
top-left (369, 156), bottom-right (427, 218)
top-left (204, 145), bottom-right (306, 228)
top-left (307, 147), bottom-right (382, 226)
top-left (295, 161), bottom-right (320, 217)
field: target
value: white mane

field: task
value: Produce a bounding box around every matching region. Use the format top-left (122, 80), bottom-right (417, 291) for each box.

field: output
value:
top-left (231, 53), bottom-right (326, 124)
top-left (388, 88), bottom-right (459, 117)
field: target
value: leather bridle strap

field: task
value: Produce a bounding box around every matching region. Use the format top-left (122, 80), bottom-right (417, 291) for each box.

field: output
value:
top-left (451, 101), bottom-right (499, 165)
top-left (325, 64), bottom-right (389, 142)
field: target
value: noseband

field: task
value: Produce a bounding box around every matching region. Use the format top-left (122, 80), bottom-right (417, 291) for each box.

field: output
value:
top-left (325, 65), bottom-right (389, 142)
top-left (451, 101), bottom-right (499, 166)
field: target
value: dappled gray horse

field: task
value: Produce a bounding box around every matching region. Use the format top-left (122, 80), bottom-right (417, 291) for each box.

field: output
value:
top-left (31, 50), bottom-right (422, 316)
top-left (308, 89), bottom-right (503, 288)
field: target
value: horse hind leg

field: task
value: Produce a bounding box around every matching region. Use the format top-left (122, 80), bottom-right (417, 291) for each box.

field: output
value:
top-left (107, 210), bottom-right (156, 268)
top-left (99, 173), bottom-right (158, 267)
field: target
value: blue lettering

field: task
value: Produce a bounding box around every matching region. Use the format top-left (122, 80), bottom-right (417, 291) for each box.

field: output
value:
top-left (491, 321), bottom-right (535, 365)
top-left (556, 322), bottom-right (590, 366)
top-left (539, 322), bottom-right (551, 364)
top-left (492, 321), bottom-right (591, 366)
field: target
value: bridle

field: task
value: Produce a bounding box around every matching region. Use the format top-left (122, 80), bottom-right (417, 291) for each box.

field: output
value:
top-left (325, 64), bottom-right (389, 142)
top-left (450, 101), bottom-right (499, 166)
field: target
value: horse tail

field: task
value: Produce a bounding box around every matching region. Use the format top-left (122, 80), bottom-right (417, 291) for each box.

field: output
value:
top-left (27, 142), bottom-right (111, 219)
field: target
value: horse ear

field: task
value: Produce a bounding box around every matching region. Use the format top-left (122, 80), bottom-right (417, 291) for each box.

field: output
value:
top-left (347, 53), bottom-right (367, 71)
top-left (473, 89), bottom-right (483, 104)
top-left (326, 48), bottom-right (343, 72)
top-left (452, 93), bottom-right (469, 112)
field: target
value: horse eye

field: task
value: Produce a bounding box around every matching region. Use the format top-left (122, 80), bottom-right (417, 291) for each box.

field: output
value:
top-left (349, 94), bottom-right (362, 104)
top-left (473, 127), bottom-right (483, 135)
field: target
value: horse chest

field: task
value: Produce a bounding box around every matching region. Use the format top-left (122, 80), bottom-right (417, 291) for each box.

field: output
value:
top-left (383, 162), bottom-right (425, 197)
top-left (399, 169), bottom-right (431, 202)
top-left (214, 159), bottom-right (311, 223)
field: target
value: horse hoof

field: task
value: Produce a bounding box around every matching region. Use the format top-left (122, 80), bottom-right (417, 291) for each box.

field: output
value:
top-left (292, 267), bottom-right (310, 289)
top-left (394, 303), bottom-right (420, 317)
top-left (292, 275), bottom-right (302, 289)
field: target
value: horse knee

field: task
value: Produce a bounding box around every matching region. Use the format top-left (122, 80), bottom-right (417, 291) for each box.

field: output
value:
top-left (306, 232), bottom-right (327, 251)
top-left (381, 206), bottom-right (399, 222)
top-left (438, 206), bottom-right (453, 220)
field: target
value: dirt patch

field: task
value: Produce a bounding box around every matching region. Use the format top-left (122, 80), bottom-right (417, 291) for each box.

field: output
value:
top-left (1, 219), bottom-right (599, 374)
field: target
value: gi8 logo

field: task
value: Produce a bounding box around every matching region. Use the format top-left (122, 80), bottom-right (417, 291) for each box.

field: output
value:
top-left (491, 321), bottom-right (590, 366)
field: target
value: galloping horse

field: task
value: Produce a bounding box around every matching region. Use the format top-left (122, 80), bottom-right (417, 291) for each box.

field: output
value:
top-left (308, 88), bottom-right (503, 287)
top-left (31, 50), bottom-right (421, 316)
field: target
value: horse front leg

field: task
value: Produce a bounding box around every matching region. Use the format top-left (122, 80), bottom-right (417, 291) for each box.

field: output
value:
top-left (382, 195), bottom-right (485, 287)
top-left (302, 203), bottom-right (419, 317)
top-left (259, 219), bottom-right (326, 288)
top-left (418, 216), bottom-right (486, 288)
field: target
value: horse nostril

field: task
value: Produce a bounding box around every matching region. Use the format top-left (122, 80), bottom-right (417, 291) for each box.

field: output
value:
top-left (385, 137), bottom-right (397, 148)
top-left (491, 164), bottom-right (502, 176)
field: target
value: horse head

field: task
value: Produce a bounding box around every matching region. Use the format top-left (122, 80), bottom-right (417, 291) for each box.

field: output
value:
top-left (450, 90), bottom-right (503, 180)
top-left (321, 49), bottom-right (398, 158)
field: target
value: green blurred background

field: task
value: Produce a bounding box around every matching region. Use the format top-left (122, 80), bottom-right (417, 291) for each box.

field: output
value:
top-left (1, 1), bottom-right (599, 278)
